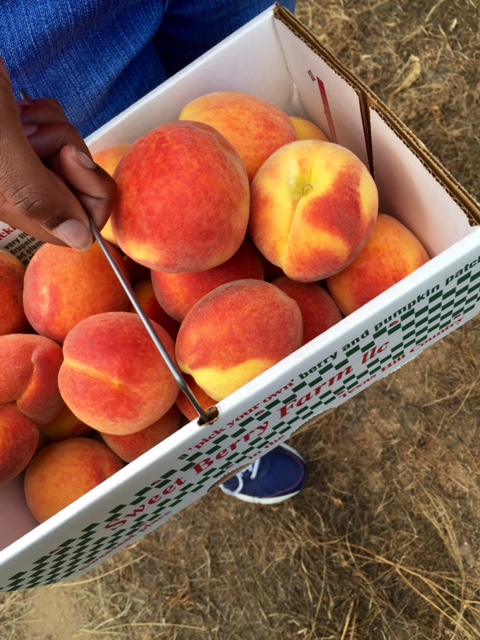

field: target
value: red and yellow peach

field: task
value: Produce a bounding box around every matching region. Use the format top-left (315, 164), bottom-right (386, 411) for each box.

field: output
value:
top-left (272, 277), bottom-right (343, 344)
top-left (179, 91), bottom-right (297, 181)
top-left (24, 437), bottom-right (125, 523)
top-left (0, 403), bottom-right (39, 486)
top-left (289, 116), bottom-right (330, 141)
top-left (58, 311), bottom-right (179, 435)
top-left (23, 241), bottom-right (131, 343)
top-left (326, 213), bottom-right (431, 315)
top-left (175, 279), bottom-right (303, 401)
top-left (0, 333), bottom-right (65, 426)
top-left (0, 249), bottom-right (29, 336)
top-left (100, 404), bottom-right (182, 462)
top-left (249, 139), bottom-right (378, 282)
top-left (151, 239), bottom-right (265, 322)
top-left (111, 121), bottom-right (250, 273)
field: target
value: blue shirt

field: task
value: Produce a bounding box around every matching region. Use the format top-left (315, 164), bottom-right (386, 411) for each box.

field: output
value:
top-left (1, 0), bottom-right (296, 137)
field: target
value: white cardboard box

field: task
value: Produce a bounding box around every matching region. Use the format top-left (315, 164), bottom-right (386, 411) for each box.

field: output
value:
top-left (0, 4), bottom-right (479, 592)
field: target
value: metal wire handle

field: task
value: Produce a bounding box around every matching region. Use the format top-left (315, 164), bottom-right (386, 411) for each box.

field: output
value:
top-left (89, 219), bottom-right (218, 425)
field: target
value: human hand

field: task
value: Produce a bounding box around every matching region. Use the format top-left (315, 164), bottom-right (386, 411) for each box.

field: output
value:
top-left (0, 58), bottom-right (116, 251)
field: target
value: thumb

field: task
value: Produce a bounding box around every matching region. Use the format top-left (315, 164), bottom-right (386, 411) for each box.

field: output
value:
top-left (0, 58), bottom-right (95, 250)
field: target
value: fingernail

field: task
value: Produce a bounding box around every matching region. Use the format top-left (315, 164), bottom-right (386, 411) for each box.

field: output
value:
top-left (19, 89), bottom-right (33, 101)
top-left (22, 124), bottom-right (39, 137)
top-left (51, 219), bottom-right (93, 251)
top-left (71, 145), bottom-right (97, 170)
top-left (16, 100), bottom-right (30, 113)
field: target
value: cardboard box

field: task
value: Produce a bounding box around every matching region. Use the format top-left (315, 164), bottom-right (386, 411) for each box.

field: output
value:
top-left (1, 4), bottom-right (479, 592)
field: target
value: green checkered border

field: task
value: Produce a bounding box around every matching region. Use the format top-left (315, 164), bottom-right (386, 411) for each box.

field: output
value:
top-left (4, 417), bottom-right (294, 592)
top-left (277, 268), bottom-right (480, 424)
top-left (4, 265), bottom-right (480, 592)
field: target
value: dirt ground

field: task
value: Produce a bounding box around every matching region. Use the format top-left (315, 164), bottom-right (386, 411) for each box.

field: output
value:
top-left (1, 1), bottom-right (480, 639)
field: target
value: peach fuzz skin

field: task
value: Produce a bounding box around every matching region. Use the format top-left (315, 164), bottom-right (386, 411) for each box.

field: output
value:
top-left (92, 143), bottom-right (131, 245)
top-left (23, 241), bottom-right (131, 344)
top-left (272, 277), bottom-right (343, 345)
top-left (0, 249), bottom-right (30, 336)
top-left (179, 91), bottom-right (297, 182)
top-left (326, 213), bottom-right (431, 315)
top-left (249, 140), bottom-right (379, 282)
top-left (129, 278), bottom-right (180, 339)
top-left (289, 116), bottom-right (330, 141)
top-left (0, 403), bottom-right (39, 486)
top-left (175, 279), bottom-right (303, 402)
top-left (111, 120), bottom-right (250, 273)
top-left (92, 143), bottom-right (131, 176)
top-left (58, 312), bottom-right (179, 435)
top-left (151, 239), bottom-right (265, 322)
top-left (100, 404), bottom-right (182, 462)
top-left (0, 333), bottom-right (65, 426)
top-left (24, 438), bottom-right (125, 524)
top-left (39, 404), bottom-right (93, 442)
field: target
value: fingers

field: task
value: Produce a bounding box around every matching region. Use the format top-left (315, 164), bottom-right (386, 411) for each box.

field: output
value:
top-left (0, 160), bottom-right (98, 250)
top-left (22, 118), bottom-right (91, 160)
top-left (0, 58), bottom-right (115, 250)
top-left (18, 101), bottom-right (92, 158)
top-left (17, 96), bottom-right (114, 231)
top-left (17, 97), bottom-right (68, 126)
top-left (57, 144), bottom-right (116, 232)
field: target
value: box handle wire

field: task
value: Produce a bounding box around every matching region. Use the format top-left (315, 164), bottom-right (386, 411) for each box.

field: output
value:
top-left (18, 89), bottom-right (216, 425)
top-left (89, 218), bottom-right (218, 425)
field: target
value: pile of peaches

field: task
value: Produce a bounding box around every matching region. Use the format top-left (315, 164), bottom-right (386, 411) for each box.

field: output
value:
top-left (0, 91), bottom-right (430, 524)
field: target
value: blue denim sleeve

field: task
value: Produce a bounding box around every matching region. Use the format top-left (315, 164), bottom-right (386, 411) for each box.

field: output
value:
top-left (155, 0), bottom-right (297, 77)
top-left (1, 0), bottom-right (296, 137)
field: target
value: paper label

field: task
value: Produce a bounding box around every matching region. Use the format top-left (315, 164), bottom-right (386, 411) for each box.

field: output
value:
top-left (0, 223), bottom-right (43, 264)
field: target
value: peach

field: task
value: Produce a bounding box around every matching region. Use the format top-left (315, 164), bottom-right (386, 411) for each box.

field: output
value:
top-left (249, 139), bottom-right (379, 282)
top-left (0, 333), bottom-right (65, 425)
top-left (179, 91), bottom-right (297, 181)
top-left (24, 437), bottom-right (125, 523)
top-left (58, 311), bottom-right (179, 435)
top-left (175, 279), bottom-right (303, 401)
top-left (0, 403), bottom-right (39, 486)
top-left (0, 249), bottom-right (29, 335)
top-left (93, 143), bottom-right (131, 176)
top-left (100, 404), bottom-right (182, 462)
top-left (92, 143), bottom-right (131, 245)
top-left (23, 240), bottom-right (131, 343)
top-left (151, 239), bottom-right (265, 322)
top-left (326, 213), bottom-right (431, 315)
top-left (176, 375), bottom-right (216, 423)
top-left (289, 116), bottom-right (330, 141)
top-left (130, 278), bottom-right (180, 339)
top-left (98, 216), bottom-right (117, 246)
top-left (39, 404), bottom-right (93, 442)
top-left (111, 121), bottom-right (250, 273)
top-left (272, 277), bottom-right (343, 345)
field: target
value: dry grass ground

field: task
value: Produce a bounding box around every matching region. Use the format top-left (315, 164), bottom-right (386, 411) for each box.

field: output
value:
top-left (1, 1), bottom-right (479, 638)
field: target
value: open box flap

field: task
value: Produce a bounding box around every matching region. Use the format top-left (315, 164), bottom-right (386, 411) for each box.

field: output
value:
top-left (369, 109), bottom-right (474, 256)
top-left (274, 5), bottom-right (372, 172)
top-left (275, 5), bottom-right (480, 228)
